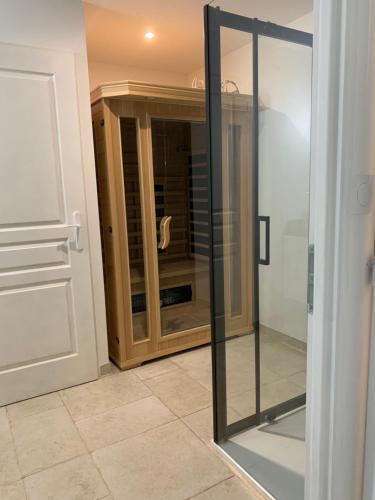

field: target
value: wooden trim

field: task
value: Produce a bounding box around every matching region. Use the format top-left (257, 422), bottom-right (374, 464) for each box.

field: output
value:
top-left (138, 103), bottom-right (161, 351)
top-left (91, 80), bottom-right (252, 112)
top-left (159, 325), bottom-right (211, 343)
top-left (107, 106), bottom-right (142, 361)
top-left (221, 107), bottom-right (253, 337)
top-left (91, 80), bottom-right (206, 105)
top-left (113, 329), bottom-right (211, 370)
top-left (102, 100), bottom-right (128, 365)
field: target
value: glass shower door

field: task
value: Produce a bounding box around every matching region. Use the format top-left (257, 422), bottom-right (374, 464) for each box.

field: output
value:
top-left (258, 34), bottom-right (312, 417)
top-left (205, 5), bottom-right (313, 442)
top-left (120, 117), bottom-right (150, 343)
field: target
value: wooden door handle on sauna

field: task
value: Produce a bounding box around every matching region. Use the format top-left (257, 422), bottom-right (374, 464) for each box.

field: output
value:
top-left (158, 216), bottom-right (172, 250)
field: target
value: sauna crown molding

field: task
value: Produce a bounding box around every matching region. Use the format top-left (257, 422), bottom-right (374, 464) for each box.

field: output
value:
top-left (91, 80), bottom-right (205, 105)
top-left (90, 80), bottom-right (253, 110)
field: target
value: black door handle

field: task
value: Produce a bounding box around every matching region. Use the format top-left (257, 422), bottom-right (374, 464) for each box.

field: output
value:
top-left (258, 216), bottom-right (270, 265)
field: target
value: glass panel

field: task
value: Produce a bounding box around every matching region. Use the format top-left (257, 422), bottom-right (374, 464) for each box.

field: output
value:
top-left (258, 35), bottom-right (312, 412)
top-left (219, 27), bottom-right (255, 425)
top-left (151, 119), bottom-right (210, 337)
top-left (120, 117), bottom-right (149, 342)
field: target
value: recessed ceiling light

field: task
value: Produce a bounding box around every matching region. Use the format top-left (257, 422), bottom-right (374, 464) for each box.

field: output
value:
top-left (145, 32), bottom-right (155, 40)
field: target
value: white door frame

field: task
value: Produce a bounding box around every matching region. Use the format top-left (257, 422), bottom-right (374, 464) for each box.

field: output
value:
top-left (364, 294), bottom-right (375, 499)
top-left (306, 0), bottom-right (375, 498)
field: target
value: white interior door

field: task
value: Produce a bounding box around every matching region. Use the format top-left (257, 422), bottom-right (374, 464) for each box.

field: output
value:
top-left (0, 42), bottom-right (98, 406)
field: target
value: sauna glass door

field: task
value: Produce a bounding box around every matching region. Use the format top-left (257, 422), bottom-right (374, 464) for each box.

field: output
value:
top-left (151, 119), bottom-right (210, 337)
top-left (205, 6), bottom-right (313, 441)
top-left (120, 117), bottom-right (150, 343)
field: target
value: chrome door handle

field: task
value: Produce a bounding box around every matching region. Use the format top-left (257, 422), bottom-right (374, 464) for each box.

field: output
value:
top-left (158, 215), bottom-right (172, 250)
top-left (66, 211), bottom-right (82, 251)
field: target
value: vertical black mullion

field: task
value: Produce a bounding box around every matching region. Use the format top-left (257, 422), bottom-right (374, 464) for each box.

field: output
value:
top-left (204, 5), bottom-right (227, 443)
top-left (252, 28), bottom-right (261, 424)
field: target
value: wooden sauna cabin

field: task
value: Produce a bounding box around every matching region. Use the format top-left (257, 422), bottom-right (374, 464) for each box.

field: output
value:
top-left (91, 81), bottom-right (253, 369)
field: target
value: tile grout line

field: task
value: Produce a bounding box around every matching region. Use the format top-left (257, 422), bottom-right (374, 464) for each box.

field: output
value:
top-left (67, 393), bottom-right (155, 423)
top-left (177, 418), bottom-right (235, 480)
top-left (87, 418), bottom-right (194, 500)
top-left (5, 408), bottom-right (35, 500)
top-left (180, 369), bottom-right (213, 394)
top-left (6, 343), bottom-right (301, 499)
top-left (6, 395), bottom-right (64, 425)
top-left (183, 475), bottom-right (236, 500)
top-left (178, 410), bottom-right (267, 499)
top-left (59, 367), bottom-right (191, 459)
top-left (132, 355), bottom-right (216, 434)
top-left (74, 397), bottom-right (179, 454)
top-left (13, 403), bottom-right (215, 493)
top-left (59, 390), bottom-right (153, 423)
top-left (179, 415), bottom-right (212, 449)
top-left (9, 399), bottom-right (89, 487)
top-left (5, 390), bottom-right (62, 415)
top-left (90, 414), bottom-right (236, 500)
top-left (20, 452), bottom-right (87, 481)
top-left (98, 404), bottom-right (182, 449)
top-left (0, 478), bottom-right (30, 500)
top-left (131, 359), bottom-right (180, 383)
top-left (58, 391), bottom-right (114, 499)
top-left (142, 382), bottom-right (211, 418)
top-left (57, 369), bottom-right (154, 422)
top-left (141, 366), bottom-right (213, 407)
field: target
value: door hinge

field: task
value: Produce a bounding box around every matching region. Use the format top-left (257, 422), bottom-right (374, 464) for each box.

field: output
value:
top-left (307, 244), bottom-right (314, 314)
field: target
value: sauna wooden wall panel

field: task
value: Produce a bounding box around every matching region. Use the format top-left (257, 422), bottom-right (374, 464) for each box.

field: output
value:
top-left (92, 100), bottom-right (124, 364)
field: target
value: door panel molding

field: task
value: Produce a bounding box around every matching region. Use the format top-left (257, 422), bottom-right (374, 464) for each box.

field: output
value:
top-left (0, 42), bottom-right (98, 405)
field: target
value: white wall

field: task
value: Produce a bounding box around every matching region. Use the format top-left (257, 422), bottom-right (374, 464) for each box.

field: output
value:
top-left (288, 12), bottom-right (314, 32)
top-left (257, 37), bottom-right (312, 344)
top-left (189, 11), bottom-right (313, 91)
top-left (88, 60), bottom-right (189, 90)
top-left (0, 0), bottom-right (109, 369)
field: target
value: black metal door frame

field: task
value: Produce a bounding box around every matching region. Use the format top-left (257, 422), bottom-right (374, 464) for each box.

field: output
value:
top-left (204, 5), bottom-right (313, 443)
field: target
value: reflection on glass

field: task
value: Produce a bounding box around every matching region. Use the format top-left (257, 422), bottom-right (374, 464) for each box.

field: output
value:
top-left (151, 119), bottom-right (210, 337)
top-left (120, 117), bottom-right (149, 342)
top-left (228, 124), bottom-right (244, 317)
top-left (219, 27), bottom-right (255, 425)
top-left (258, 36), bottom-right (311, 412)
top-left (226, 334), bottom-right (256, 425)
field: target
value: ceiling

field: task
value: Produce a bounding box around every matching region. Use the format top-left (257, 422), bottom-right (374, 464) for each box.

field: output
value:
top-left (84, 0), bottom-right (313, 75)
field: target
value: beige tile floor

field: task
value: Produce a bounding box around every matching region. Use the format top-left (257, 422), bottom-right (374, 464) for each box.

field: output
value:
top-left (1, 348), bottom-right (260, 500)
top-left (225, 333), bottom-right (306, 423)
top-left (1, 333), bottom-right (305, 500)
